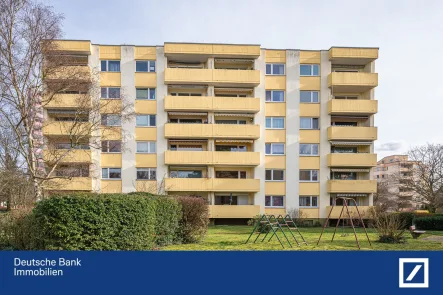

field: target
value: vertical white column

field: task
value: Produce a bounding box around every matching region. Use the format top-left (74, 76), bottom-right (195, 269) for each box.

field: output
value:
top-left (156, 47), bottom-right (168, 188)
top-left (368, 60), bottom-right (376, 206)
top-left (319, 51), bottom-right (331, 218)
top-left (89, 45), bottom-right (101, 192)
top-left (121, 46), bottom-right (136, 193)
top-left (254, 50), bottom-right (266, 213)
top-left (285, 50), bottom-right (300, 212)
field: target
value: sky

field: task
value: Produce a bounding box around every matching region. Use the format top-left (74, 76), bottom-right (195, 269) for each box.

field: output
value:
top-left (45, 0), bottom-right (443, 159)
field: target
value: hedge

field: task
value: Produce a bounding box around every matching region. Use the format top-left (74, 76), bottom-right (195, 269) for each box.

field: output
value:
top-left (414, 216), bottom-right (443, 230)
top-left (176, 196), bottom-right (210, 243)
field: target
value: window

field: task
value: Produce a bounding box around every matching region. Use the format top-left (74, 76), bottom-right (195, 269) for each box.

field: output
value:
top-left (136, 141), bottom-right (156, 153)
top-left (265, 169), bottom-right (285, 181)
top-left (136, 61), bottom-right (156, 72)
top-left (136, 115), bottom-right (156, 127)
top-left (101, 114), bottom-right (121, 126)
top-left (215, 120), bottom-right (246, 125)
top-left (101, 60), bottom-right (120, 72)
top-left (215, 145), bottom-right (247, 152)
top-left (170, 170), bottom-right (203, 178)
top-left (136, 88), bottom-right (156, 100)
top-left (215, 171), bottom-right (246, 179)
top-left (265, 117), bottom-right (285, 129)
top-left (170, 92), bottom-right (203, 96)
top-left (55, 143), bottom-right (89, 150)
top-left (299, 196), bottom-right (318, 207)
top-left (300, 91), bottom-right (319, 103)
top-left (300, 144), bottom-right (319, 156)
top-left (266, 90), bottom-right (285, 102)
top-left (102, 168), bottom-right (121, 179)
top-left (55, 117), bottom-right (88, 122)
top-left (331, 171), bottom-right (356, 180)
top-left (55, 165), bottom-right (89, 177)
top-left (331, 146), bottom-right (357, 154)
top-left (101, 87), bottom-right (121, 99)
top-left (300, 117), bottom-right (319, 129)
top-left (101, 141), bottom-right (121, 153)
top-left (300, 64), bottom-right (319, 76)
top-left (137, 168), bottom-right (156, 180)
top-left (266, 64), bottom-right (285, 75)
top-left (300, 170), bottom-right (319, 182)
top-left (265, 143), bottom-right (285, 155)
top-left (265, 196), bottom-right (284, 208)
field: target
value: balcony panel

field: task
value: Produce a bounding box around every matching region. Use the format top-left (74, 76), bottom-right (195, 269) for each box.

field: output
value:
top-left (329, 47), bottom-right (378, 65)
top-left (164, 124), bottom-right (213, 139)
top-left (328, 72), bottom-right (378, 92)
top-left (212, 44), bottom-right (260, 58)
top-left (212, 69), bottom-right (260, 86)
top-left (164, 43), bottom-right (213, 55)
top-left (164, 43), bottom-right (260, 58)
top-left (213, 97), bottom-right (260, 113)
top-left (43, 150), bottom-right (91, 163)
top-left (328, 127), bottom-right (377, 141)
top-left (212, 152), bottom-right (260, 166)
top-left (164, 96), bottom-right (213, 112)
top-left (45, 94), bottom-right (91, 109)
top-left (328, 100), bottom-right (378, 115)
top-left (46, 66), bottom-right (91, 81)
top-left (45, 177), bottom-right (92, 191)
top-left (164, 68), bottom-right (260, 86)
top-left (165, 68), bottom-right (212, 84)
top-left (212, 179), bottom-right (260, 192)
top-left (52, 40), bottom-right (91, 54)
top-left (327, 180), bottom-right (377, 193)
top-left (165, 178), bottom-right (213, 192)
top-left (326, 206), bottom-right (373, 219)
top-left (328, 153), bottom-right (377, 167)
top-left (165, 151), bottom-right (260, 166)
top-left (213, 124), bottom-right (260, 139)
top-left (209, 205), bottom-right (260, 218)
top-left (43, 122), bottom-right (91, 137)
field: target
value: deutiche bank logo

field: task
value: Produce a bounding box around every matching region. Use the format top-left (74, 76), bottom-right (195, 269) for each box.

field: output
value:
top-left (399, 258), bottom-right (429, 288)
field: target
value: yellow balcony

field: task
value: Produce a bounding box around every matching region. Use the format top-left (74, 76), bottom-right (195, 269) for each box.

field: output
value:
top-left (45, 66), bottom-right (91, 81)
top-left (164, 43), bottom-right (260, 58)
top-left (327, 153), bottom-right (377, 167)
top-left (165, 178), bottom-right (260, 192)
top-left (329, 47), bottom-right (378, 65)
top-left (52, 40), bottom-right (91, 54)
top-left (209, 205), bottom-right (260, 218)
top-left (164, 68), bottom-right (260, 86)
top-left (328, 99), bottom-right (378, 115)
top-left (45, 94), bottom-right (91, 109)
top-left (328, 126), bottom-right (377, 141)
top-left (164, 124), bottom-right (260, 139)
top-left (326, 206), bottom-right (373, 219)
top-left (45, 177), bottom-right (92, 191)
top-left (327, 180), bottom-right (377, 193)
top-left (164, 96), bottom-right (260, 113)
top-left (214, 97), bottom-right (260, 113)
top-left (43, 122), bottom-right (91, 137)
top-left (43, 150), bottom-right (91, 163)
top-left (165, 151), bottom-right (260, 166)
top-left (328, 72), bottom-right (378, 92)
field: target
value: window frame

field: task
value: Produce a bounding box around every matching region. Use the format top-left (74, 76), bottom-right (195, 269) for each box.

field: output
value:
top-left (265, 63), bottom-right (285, 75)
top-left (299, 196), bottom-right (318, 208)
top-left (300, 144), bottom-right (319, 156)
top-left (300, 64), bottom-right (320, 76)
top-left (101, 114), bottom-right (122, 127)
top-left (136, 141), bottom-right (156, 153)
top-left (265, 169), bottom-right (285, 182)
top-left (265, 90), bottom-right (285, 102)
top-left (136, 88), bottom-right (156, 100)
top-left (265, 117), bottom-right (285, 129)
top-left (135, 60), bottom-right (156, 73)
top-left (300, 117), bottom-right (319, 130)
top-left (101, 168), bottom-right (122, 179)
top-left (101, 140), bottom-right (122, 153)
top-left (265, 143), bottom-right (285, 155)
top-left (101, 60), bottom-right (121, 72)
top-left (265, 195), bottom-right (285, 208)
top-left (101, 87), bottom-right (121, 99)
top-left (300, 91), bottom-right (319, 103)
top-left (136, 114), bottom-right (156, 127)
top-left (136, 168), bottom-right (157, 180)
top-left (299, 170), bottom-right (319, 182)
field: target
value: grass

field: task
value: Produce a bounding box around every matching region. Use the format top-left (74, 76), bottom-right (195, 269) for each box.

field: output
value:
top-left (163, 226), bottom-right (443, 251)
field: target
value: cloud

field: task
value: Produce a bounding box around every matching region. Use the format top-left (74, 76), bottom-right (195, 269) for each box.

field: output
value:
top-left (376, 142), bottom-right (403, 152)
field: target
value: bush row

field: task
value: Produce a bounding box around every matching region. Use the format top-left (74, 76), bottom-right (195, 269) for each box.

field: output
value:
top-left (2, 193), bottom-right (209, 250)
top-left (397, 212), bottom-right (443, 229)
top-left (414, 216), bottom-right (443, 230)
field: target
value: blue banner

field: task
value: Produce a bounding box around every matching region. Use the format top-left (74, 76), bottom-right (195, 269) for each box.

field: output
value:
top-left (0, 251), bottom-right (441, 294)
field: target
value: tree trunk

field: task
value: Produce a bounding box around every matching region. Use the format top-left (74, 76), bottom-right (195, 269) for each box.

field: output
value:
top-left (33, 177), bottom-right (43, 201)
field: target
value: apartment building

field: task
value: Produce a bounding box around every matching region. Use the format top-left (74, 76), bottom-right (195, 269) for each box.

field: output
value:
top-left (42, 40), bottom-right (379, 223)
top-left (374, 155), bottom-right (422, 209)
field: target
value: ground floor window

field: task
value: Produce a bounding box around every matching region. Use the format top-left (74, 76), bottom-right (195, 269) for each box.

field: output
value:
top-left (265, 196), bottom-right (284, 208)
top-left (136, 168), bottom-right (156, 180)
top-left (299, 196), bottom-right (318, 207)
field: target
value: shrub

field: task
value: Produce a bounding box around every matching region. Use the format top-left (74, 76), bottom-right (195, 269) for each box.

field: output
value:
top-left (32, 194), bottom-right (157, 250)
top-left (415, 216), bottom-right (443, 230)
top-left (151, 196), bottom-right (181, 246)
top-left (176, 196), bottom-right (209, 244)
top-left (372, 211), bottom-right (406, 243)
top-left (0, 208), bottom-right (38, 250)
top-left (397, 212), bottom-right (415, 229)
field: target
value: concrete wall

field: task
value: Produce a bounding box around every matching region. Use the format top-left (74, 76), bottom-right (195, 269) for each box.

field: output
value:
top-left (89, 45), bottom-right (101, 192)
top-left (156, 47), bottom-right (168, 191)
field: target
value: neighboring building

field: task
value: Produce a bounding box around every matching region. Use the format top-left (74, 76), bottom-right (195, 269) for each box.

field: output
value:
top-left (43, 40), bottom-right (379, 223)
top-left (374, 155), bottom-right (422, 209)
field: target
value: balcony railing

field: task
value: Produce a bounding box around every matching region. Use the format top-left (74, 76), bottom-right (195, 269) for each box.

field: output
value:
top-left (327, 180), bottom-right (377, 193)
top-left (45, 65), bottom-right (91, 81)
top-left (328, 99), bottom-right (378, 115)
top-left (327, 153), bottom-right (377, 167)
top-left (45, 177), bottom-right (92, 191)
top-left (52, 40), bottom-right (91, 54)
top-left (328, 47), bottom-right (378, 65)
top-left (165, 68), bottom-right (260, 86)
top-left (164, 43), bottom-right (260, 58)
top-left (328, 72), bottom-right (378, 92)
top-left (43, 150), bottom-right (91, 163)
top-left (164, 96), bottom-right (260, 113)
top-left (164, 123), bottom-right (260, 139)
top-left (209, 205), bottom-right (260, 218)
top-left (165, 151), bottom-right (260, 166)
top-left (45, 94), bottom-right (92, 109)
top-left (165, 178), bottom-right (260, 192)
top-left (328, 126), bottom-right (377, 141)
top-left (43, 121), bottom-right (91, 136)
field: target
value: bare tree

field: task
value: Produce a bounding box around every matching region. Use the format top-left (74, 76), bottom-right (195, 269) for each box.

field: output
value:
top-left (373, 175), bottom-right (408, 212)
top-left (0, 0), bottom-right (132, 199)
top-left (403, 143), bottom-right (443, 213)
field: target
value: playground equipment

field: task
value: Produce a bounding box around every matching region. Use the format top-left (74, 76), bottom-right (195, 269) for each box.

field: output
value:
top-left (245, 214), bottom-right (307, 248)
top-left (317, 197), bottom-right (371, 250)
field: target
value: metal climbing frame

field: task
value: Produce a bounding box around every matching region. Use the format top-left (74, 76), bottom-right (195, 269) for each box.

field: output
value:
top-left (316, 197), bottom-right (372, 250)
top-left (245, 215), bottom-right (293, 248)
top-left (271, 214), bottom-right (308, 246)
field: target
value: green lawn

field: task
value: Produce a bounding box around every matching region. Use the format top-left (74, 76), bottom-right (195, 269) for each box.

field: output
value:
top-left (164, 226), bottom-right (443, 251)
